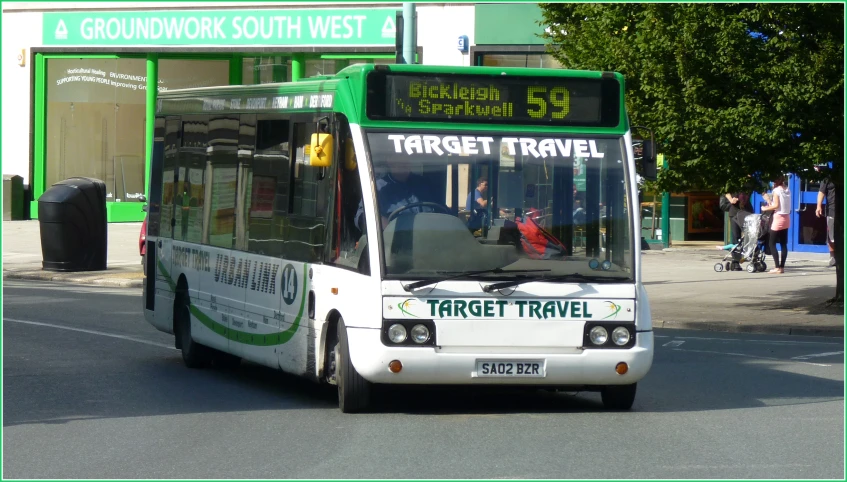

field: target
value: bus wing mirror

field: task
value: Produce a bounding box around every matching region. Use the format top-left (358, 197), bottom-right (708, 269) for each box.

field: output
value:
top-left (308, 132), bottom-right (334, 168)
top-left (642, 139), bottom-right (657, 181)
top-left (633, 126), bottom-right (658, 182)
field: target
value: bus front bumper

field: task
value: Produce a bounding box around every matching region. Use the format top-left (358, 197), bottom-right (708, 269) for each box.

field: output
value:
top-left (346, 328), bottom-right (654, 386)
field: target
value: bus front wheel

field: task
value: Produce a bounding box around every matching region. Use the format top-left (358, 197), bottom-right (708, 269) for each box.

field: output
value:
top-left (601, 383), bottom-right (637, 410)
top-left (336, 318), bottom-right (372, 413)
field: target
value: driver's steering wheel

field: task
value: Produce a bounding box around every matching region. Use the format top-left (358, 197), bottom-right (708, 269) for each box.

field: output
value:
top-left (387, 202), bottom-right (451, 222)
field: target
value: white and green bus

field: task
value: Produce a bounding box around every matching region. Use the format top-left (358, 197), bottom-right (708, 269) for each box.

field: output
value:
top-left (143, 63), bottom-right (658, 412)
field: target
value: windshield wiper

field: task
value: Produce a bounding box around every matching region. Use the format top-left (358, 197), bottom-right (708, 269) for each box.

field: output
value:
top-left (482, 273), bottom-right (631, 293)
top-left (403, 268), bottom-right (551, 292)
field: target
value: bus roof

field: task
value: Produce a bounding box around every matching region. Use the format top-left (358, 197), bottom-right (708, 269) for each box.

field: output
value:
top-left (158, 63), bottom-right (622, 96)
top-left (157, 63), bottom-right (628, 134)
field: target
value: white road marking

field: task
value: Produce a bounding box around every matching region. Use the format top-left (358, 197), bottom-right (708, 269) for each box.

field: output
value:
top-left (672, 348), bottom-right (831, 367)
top-left (663, 340), bottom-right (685, 347)
top-left (791, 351), bottom-right (844, 361)
top-left (658, 334), bottom-right (843, 346)
top-left (5, 318), bottom-right (174, 350)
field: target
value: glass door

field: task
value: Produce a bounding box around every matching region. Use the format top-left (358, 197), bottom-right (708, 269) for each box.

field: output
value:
top-left (790, 174), bottom-right (829, 253)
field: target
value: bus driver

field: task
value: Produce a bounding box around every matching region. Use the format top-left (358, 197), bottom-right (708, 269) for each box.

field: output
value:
top-left (354, 160), bottom-right (438, 232)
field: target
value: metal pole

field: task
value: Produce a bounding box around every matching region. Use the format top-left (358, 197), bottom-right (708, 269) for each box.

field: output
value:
top-left (291, 53), bottom-right (305, 82)
top-left (144, 53), bottom-right (158, 201)
top-left (660, 155), bottom-right (670, 249)
top-left (403, 3), bottom-right (416, 64)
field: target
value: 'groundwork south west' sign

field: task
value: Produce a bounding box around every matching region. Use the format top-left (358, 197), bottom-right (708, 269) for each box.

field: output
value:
top-left (43, 9), bottom-right (397, 46)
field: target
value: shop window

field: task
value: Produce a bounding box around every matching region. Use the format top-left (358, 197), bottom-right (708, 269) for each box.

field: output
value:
top-left (480, 54), bottom-right (563, 69)
top-left (242, 56), bottom-right (290, 85)
top-left (159, 59), bottom-right (229, 91)
top-left (44, 58), bottom-right (229, 207)
top-left (241, 56), bottom-right (397, 84)
top-left (306, 59), bottom-right (339, 77)
top-left (46, 58), bottom-right (146, 203)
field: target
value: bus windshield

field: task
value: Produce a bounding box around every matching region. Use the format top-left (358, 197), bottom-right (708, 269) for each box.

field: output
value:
top-left (365, 131), bottom-right (634, 283)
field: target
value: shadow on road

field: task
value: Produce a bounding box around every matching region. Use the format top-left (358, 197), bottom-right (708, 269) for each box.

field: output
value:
top-left (2, 285), bottom-right (843, 421)
top-left (3, 344), bottom-right (843, 421)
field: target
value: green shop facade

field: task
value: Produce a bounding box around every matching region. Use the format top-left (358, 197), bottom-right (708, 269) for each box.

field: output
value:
top-left (32, 7), bottom-right (412, 222)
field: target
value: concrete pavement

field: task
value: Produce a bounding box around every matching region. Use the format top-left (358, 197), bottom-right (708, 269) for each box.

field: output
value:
top-left (2, 220), bottom-right (843, 336)
top-left (2, 220), bottom-right (144, 288)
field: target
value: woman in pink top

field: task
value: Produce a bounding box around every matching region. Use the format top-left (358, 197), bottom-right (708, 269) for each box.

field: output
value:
top-left (761, 175), bottom-right (791, 273)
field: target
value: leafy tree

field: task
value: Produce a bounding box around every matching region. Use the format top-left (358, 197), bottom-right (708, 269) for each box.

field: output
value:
top-left (539, 3), bottom-right (843, 302)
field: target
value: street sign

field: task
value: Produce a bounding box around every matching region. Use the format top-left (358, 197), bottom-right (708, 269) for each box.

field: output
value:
top-left (43, 9), bottom-right (398, 46)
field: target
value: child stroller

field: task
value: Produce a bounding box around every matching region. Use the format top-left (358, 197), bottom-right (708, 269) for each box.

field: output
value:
top-left (713, 212), bottom-right (770, 273)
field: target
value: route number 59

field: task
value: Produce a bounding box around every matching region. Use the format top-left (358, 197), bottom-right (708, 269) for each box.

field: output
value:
top-left (527, 86), bottom-right (570, 119)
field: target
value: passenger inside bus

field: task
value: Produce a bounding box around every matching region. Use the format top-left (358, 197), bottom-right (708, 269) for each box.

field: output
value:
top-left (466, 176), bottom-right (490, 231)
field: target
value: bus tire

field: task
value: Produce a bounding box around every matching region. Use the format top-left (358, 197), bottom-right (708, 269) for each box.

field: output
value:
top-left (336, 318), bottom-right (372, 413)
top-left (176, 295), bottom-right (209, 369)
top-left (601, 383), bottom-right (637, 410)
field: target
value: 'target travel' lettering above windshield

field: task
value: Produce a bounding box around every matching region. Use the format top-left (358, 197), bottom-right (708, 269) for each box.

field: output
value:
top-left (385, 298), bottom-right (635, 321)
top-left (384, 134), bottom-right (606, 159)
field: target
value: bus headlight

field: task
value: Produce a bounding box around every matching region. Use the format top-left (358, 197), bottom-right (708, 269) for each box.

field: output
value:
top-left (612, 327), bottom-right (631, 346)
top-left (589, 326), bottom-right (608, 345)
top-left (388, 324), bottom-right (407, 343)
top-left (583, 323), bottom-right (635, 349)
top-left (411, 324), bottom-right (430, 344)
top-left (381, 320), bottom-right (436, 347)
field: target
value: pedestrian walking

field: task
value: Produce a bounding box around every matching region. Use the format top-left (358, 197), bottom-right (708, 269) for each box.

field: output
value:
top-left (816, 176), bottom-right (837, 267)
top-left (761, 176), bottom-right (791, 274)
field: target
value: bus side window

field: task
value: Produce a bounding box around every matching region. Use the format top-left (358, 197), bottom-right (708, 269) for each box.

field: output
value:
top-left (245, 115), bottom-right (290, 258)
top-left (233, 114), bottom-right (256, 252)
top-left (328, 115), bottom-right (369, 275)
top-left (205, 114), bottom-right (240, 249)
top-left (179, 116), bottom-right (208, 244)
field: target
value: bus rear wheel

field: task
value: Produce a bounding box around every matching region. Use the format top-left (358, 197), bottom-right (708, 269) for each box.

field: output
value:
top-left (336, 318), bottom-right (372, 413)
top-left (176, 295), bottom-right (210, 369)
top-left (601, 383), bottom-right (637, 410)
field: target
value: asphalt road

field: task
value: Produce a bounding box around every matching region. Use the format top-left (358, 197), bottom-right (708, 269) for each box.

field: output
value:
top-left (3, 280), bottom-right (844, 479)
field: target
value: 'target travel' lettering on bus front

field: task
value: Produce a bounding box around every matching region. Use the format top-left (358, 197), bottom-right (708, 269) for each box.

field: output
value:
top-left (385, 134), bottom-right (605, 159)
top-left (426, 299), bottom-right (594, 320)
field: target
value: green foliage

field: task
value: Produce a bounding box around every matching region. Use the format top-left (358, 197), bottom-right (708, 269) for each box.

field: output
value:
top-left (540, 3), bottom-right (843, 194)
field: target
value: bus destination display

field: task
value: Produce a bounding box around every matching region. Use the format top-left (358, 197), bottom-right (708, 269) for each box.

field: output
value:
top-left (368, 73), bottom-right (618, 126)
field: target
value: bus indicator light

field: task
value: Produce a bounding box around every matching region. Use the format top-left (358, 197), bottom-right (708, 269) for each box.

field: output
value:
top-left (389, 360), bottom-right (403, 373)
top-left (615, 362), bottom-right (628, 375)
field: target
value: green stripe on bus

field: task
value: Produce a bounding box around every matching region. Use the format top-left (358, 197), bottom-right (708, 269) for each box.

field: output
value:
top-left (156, 258), bottom-right (176, 292)
top-left (156, 255), bottom-right (307, 346)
